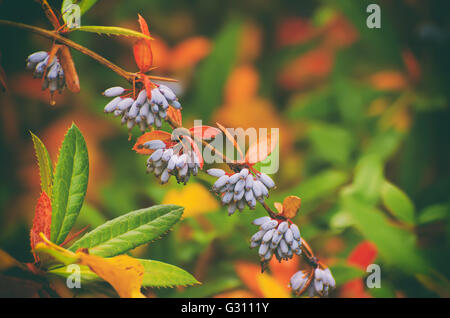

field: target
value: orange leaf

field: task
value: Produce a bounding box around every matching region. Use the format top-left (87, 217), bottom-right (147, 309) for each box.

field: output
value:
top-left (56, 45), bottom-right (80, 93)
top-left (224, 65), bottom-right (259, 104)
top-left (30, 192), bottom-right (52, 261)
top-left (78, 253), bottom-right (145, 298)
top-left (370, 71), bottom-right (408, 91)
top-left (167, 107), bottom-right (183, 127)
top-left (245, 131), bottom-right (278, 164)
top-left (133, 130), bottom-right (172, 155)
top-left (274, 202), bottom-right (283, 214)
top-left (133, 15), bottom-right (153, 73)
top-left (189, 126), bottom-right (221, 140)
top-left (280, 196), bottom-right (301, 219)
top-left (348, 241), bottom-right (378, 269)
top-left (169, 36), bottom-right (211, 70)
top-left (234, 261), bottom-right (263, 297)
top-left (216, 122), bottom-right (244, 161)
top-left (269, 254), bottom-right (300, 287)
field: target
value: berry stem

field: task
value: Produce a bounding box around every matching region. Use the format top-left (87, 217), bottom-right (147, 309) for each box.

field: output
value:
top-left (0, 19), bottom-right (135, 82)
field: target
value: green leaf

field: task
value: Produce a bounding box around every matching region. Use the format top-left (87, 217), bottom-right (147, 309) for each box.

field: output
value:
top-left (381, 181), bottom-right (415, 224)
top-left (418, 204), bottom-right (449, 225)
top-left (308, 122), bottom-right (355, 165)
top-left (285, 88), bottom-right (333, 120)
top-left (140, 259), bottom-right (199, 288)
top-left (274, 169), bottom-right (348, 203)
top-left (34, 244), bottom-right (78, 267)
top-left (30, 132), bottom-right (53, 197)
top-left (190, 19), bottom-right (242, 119)
top-left (329, 263), bottom-right (365, 285)
top-left (71, 26), bottom-right (153, 40)
top-left (342, 194), bottom-right (429, 275)
top-left (69, 205), bottom-right (184, 257)
top-left (325, 0), bottom-right (402, 65)
top-left (51, 124), bottom-right (89, 245)
top-left (351, 155), bottom-right (384, 205)
top-left (48, 259), bottom-right (200, 288)
top-left (48, 264), bottom-right (100, 283)
top-left (363, 129), bottom-right (403, 161)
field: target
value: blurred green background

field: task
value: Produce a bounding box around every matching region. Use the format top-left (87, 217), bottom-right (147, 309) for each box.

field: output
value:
top-left (0, 0), bottom-right (449, 297)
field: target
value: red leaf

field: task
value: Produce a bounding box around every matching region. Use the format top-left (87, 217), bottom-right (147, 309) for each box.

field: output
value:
top-left (30, 191), bottom-right (52, 262)
top-left (133, 14), bottom-right (153, 73)
top-left (133, 131), bottom-right (172, 155)
top-left (141, 75), bottom-right (153, 99)
top-left (245, 131), bottom-right (278, 164)
top-left (56, 45), bottom-right (80, 93)
top-left (0, 62), bottom-right (7, 92)
top-left (137, 14), bottom-right (151, 37)
top-left (134, 40), bottom-right (153, 73)
top-left (189, 126), bottom-right (221, 140)
top-left (348, 241), bottom-right (378, 269)
top-left (167, 107), bottom-right (183, 127)
top-left (182, 135), bottom-right (204, 169)
top-left (340, 279), bottom-right (372, 298)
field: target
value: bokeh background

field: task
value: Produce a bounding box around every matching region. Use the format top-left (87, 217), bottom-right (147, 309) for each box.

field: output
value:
top-left (0, 0), bottom-right (449, 297)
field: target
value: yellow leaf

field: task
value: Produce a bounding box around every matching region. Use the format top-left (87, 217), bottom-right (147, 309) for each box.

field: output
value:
top-left (274, 202), bottom-right (283, 214)
top-left (281, 196), bottom-right (302, 219)
top-left (162, 183), bottom-right (219, 217)
top-left (0, 249), bottom-right (21, 271)
top-left (257, 273), bottom-right (291, 298)
top-left (78, 253), bottom-right (145, 298)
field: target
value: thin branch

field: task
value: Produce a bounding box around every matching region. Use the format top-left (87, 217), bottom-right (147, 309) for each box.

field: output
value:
top-left (0, 19), bottom-right (135, 82)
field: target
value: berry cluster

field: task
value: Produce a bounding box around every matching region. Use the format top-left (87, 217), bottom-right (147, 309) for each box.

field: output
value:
top-left (290, 268), bottom-right (336, 297)
top-left (103, 85), bottom-right (181, 131)
top-left (144, 138), bottom-right (200, 185)
top-left (26, 51), bottom-right (65, 94)
top-left (250, 216), bottom-right (302, 263)
top-left (207, 168), bottom-right (276, 215)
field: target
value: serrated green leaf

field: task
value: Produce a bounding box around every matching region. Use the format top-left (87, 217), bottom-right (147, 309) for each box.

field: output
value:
top-left (51, 124), bottom-right (89, 245)
top-left (72, 26), bottom-right (153, 40)
top-left (140, 259), bottom-right (199, 288)
top-left (381, 181), bottom-right (415, 224)
top-left (30, 132), bottom-right (53, 197)
top-left (48, 258), bottom-right (199, 288)
top-left (69, 205), bottom-right (184, 257)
